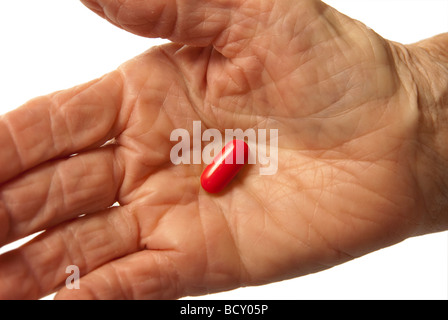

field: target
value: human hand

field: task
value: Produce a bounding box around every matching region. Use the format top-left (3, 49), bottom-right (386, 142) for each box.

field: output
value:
top-left (1, 0), bottom-right (447, 299)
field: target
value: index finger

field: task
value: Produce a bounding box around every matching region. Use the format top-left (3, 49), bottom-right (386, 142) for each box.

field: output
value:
top-left (0, 71), bottom-right (124, 184)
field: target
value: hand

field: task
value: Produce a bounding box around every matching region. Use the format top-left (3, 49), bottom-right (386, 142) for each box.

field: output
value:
top-left (1, 0), bottom-right (447, 299)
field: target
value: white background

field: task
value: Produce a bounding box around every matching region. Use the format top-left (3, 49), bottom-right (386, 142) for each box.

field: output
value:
top-left (0, 0), bottom-right (447, 300)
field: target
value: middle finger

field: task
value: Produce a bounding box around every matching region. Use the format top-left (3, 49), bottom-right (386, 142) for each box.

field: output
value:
top-left (0, 145), bottom-right (123, 246)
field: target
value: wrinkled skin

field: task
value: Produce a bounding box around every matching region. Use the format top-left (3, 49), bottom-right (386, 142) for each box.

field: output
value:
top-left (0, 0), bottom-right (447, 299)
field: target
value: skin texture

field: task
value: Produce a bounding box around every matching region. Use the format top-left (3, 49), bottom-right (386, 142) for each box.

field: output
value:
top-left (0, 0), bottom-right (447, 299)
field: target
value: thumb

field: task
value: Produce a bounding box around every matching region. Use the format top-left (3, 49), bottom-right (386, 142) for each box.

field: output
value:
top-left (81, 0), bottom-right (240, 49)
top-left (414, 32), bottom-right (448, 63)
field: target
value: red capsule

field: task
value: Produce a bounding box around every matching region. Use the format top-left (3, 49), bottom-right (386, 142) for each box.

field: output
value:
top-left (200, 139), bottom-right (250, 193)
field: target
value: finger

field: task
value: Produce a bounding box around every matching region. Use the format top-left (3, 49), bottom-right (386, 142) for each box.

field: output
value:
top-left (54, 250), bottom-right (181, 300)
top-left (0, 71), bottom-right (124, 184)
top-left (81, 0), bottom-right (245, 54)
top-left (0, 206), bottom-right (139, 300)
top-left (0, 145), bottom-right (123, 246)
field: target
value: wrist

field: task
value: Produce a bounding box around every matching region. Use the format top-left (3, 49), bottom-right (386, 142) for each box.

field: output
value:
top-left (392, 34), bottom-right (448, 234)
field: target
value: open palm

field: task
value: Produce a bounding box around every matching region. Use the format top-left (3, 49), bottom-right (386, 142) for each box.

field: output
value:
top-left (0, 0), bottom-right (434, 299)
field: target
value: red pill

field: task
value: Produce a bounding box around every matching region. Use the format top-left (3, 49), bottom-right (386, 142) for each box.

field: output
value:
top-left (200, 139), bottom-right (250, 193)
